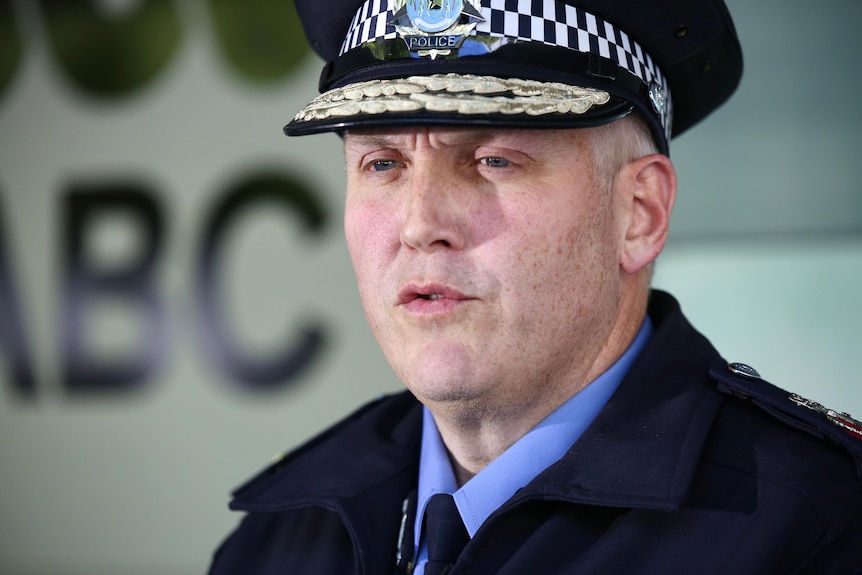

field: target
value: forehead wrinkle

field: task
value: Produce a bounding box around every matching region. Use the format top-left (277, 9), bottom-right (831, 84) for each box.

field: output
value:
top-left (345, 126), bottom-right (515, 149)
top-left (344, 126), bottom-right (580, 156)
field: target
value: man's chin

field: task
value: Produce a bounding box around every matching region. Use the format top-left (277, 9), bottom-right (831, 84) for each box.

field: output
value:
top-left (406, 380), bottom-right (493, 415)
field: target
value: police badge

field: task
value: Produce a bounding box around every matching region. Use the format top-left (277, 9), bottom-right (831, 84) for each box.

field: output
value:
top-left (389, 0), bottom-right (484, 59)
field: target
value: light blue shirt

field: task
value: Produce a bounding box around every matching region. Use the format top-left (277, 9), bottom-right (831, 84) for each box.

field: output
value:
top-left (411, 318), bottom-right (653, 574)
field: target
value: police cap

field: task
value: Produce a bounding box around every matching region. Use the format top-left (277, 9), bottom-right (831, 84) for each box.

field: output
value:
top-left (285, 0), bottom-right (743, 154)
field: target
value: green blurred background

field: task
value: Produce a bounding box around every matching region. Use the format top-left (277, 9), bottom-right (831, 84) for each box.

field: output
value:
top-left (0, 0), bottom-right (860, 573)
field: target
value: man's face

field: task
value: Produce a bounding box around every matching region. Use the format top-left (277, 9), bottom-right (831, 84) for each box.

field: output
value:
top-left (343, 127), bottom-right (628, 417)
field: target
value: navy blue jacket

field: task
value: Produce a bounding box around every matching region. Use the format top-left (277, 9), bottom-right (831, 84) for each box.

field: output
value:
top-left (209, 291), bottom-right (862, 574)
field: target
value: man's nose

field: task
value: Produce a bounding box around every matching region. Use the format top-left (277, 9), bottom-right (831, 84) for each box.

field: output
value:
top-left (399, 161), bottom-right (468, 253)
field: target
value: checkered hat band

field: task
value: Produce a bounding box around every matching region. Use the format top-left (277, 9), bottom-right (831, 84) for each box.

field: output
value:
top-left (339, 0), bottom-right (666, 91)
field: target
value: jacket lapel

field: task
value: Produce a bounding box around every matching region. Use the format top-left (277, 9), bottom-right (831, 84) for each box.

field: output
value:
top-left (517, 291), bottom-right (727, 512)
top-left (230, 392), bottom-right (424, 574)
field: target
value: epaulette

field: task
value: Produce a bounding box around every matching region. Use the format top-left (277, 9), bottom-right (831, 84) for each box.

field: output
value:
top-left (711, 362), bottom-right (862, 481)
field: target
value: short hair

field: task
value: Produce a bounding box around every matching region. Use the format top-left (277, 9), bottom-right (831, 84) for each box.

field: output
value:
top-left (590, 113), bottom-right (659, 190)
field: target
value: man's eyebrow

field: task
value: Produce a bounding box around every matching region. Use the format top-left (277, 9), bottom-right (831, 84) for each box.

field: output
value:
top-left (343, 133), bottom-right (400, 150)
top-left (344, 129), bottom-right (516, 151)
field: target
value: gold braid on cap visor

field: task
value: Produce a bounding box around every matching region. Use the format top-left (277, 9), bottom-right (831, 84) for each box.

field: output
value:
top-left (292, 73), bottom-right (612, 121)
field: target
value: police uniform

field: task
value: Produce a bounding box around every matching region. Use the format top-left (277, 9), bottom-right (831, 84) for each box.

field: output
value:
top-left (209, 0), bottom-right (862, 572)
top-left (209, 292), bottom-right (862, 574)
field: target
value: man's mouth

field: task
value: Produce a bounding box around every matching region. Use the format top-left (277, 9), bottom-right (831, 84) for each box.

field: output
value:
top-left (398, 284), bottom-right (469, 306)
top-left (417, 293), bottom-right (444, 300)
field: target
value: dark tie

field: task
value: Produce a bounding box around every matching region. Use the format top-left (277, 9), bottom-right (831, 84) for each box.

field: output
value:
top-left (424, 493), bottom-right (469, 575)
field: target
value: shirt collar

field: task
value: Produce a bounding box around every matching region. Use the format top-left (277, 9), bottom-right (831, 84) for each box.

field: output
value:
top-left (414, 317), bottom-right (654, 551)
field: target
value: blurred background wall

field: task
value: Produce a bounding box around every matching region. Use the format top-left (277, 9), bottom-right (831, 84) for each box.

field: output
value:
top-left (0, 0), bottom-right (859, 573)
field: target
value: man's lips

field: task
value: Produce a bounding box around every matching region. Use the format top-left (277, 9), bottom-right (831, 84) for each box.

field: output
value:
top-left (397, 283), bottom-right (471, 306)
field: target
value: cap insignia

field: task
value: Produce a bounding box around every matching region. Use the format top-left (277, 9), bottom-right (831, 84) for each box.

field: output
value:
top-left (389, 0), bottom-right (485, 59)
top-left (648, 81), bottom-right (666, 116)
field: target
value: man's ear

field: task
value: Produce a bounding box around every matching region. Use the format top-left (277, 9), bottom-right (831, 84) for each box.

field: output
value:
top-left (617, 153), bottom-right (677, 275)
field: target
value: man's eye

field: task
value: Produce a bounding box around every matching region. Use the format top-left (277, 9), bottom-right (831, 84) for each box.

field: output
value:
top-left (369, 160), bottom-right (399, 172)
top-left (481, 157), bottom-right (510, 168)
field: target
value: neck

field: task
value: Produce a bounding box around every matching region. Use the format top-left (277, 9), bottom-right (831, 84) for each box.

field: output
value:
top-left (430, 283), bottom-right (650, 487)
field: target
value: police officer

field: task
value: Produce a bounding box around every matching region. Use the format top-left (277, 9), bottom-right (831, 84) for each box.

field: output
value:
top-left (209, 1), bottom-right (862, 573)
